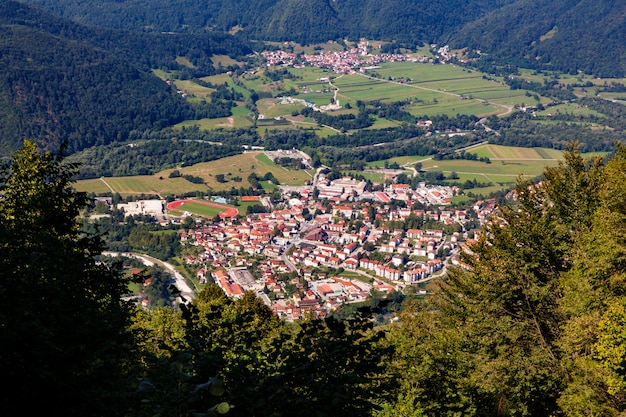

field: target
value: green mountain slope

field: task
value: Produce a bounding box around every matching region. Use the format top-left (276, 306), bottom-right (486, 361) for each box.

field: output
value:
top-left (449, 0), bottom-right (626, 77)
top-left (20, 0), bottom-right (625, 76)
top-left (20, 0), bottom-right (515, 44)
top-left (0, 0), bottom-right (251, 156)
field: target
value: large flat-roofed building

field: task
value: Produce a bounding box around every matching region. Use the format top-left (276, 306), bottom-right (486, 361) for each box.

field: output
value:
top-left (117, 200), bottom-right (164, 217)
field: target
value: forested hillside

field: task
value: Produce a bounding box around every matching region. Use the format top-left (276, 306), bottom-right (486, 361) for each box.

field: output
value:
top-left (0, 0), bottom-right (251, 155)
top-left (449, 0), bottom-right (626, 77)
top-left (21, 0), bottom-right (514, 44)
top-left (379, 145), bottom-right (626, 415)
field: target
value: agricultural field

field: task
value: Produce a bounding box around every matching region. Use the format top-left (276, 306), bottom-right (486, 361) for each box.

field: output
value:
top-left (75, 152), bottom-right (314, 196)
top-left (257, 98), bottom-right (301, 118)
top-left (172, 79), bottom-right (214, 99)
top-left (344, 170), bottom-right (385, 183)
top-left (472, 144), bottom-right (563, 160)
top-left (269, 62), bottom-right (532, 118)
top-left (535, 103), bottom-right (606, 118)
top-left (211, 54), bottom-right (243, 69)
top-left (362, 144), bottom-right (575, 194)
top-left (75, 175), bottom-right (208, 196)
top-left (175, 116), bottom-right (245, 130)
top-left (515, 69), bottom-right (626, 99)
top-left (172, 59), bottom-right (556, 133)
top-left (422, 158), bottom-right (552, 184)
top-left (164, 54), bottom-right (626, 138)
top-left (420, 144), bottom-right (607, 192)
top-left (597, 92), bottom-right (626, 102)
top-left (74, 143), bottom-right (608, 201)
top-left (200, 73), bottom-right (232, 85)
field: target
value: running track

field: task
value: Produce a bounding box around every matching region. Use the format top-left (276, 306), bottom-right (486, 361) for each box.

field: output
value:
top-left (167, 199), bottom-right (239, 219)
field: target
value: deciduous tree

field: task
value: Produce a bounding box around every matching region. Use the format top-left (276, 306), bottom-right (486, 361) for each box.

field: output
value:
top-left (0, 141), bottom-right (135, 416)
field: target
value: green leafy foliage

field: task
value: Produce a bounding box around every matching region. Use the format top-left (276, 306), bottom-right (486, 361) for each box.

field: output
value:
top-left (0, 141), bottom-right (136, 416)
top-left (451, 0), bottom-right (626, 77)
top-left (131, 286), bottom-right (392, 416)
top-left (380, 144), bottom-right (626, 415)
top-left (21, 0), bottom-right (624, 76)
top-left (21, 0), bottom-right (511, 45)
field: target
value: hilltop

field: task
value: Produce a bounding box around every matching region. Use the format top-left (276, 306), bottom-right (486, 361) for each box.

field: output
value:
top-left (21, 0), bottom-right (513, 44)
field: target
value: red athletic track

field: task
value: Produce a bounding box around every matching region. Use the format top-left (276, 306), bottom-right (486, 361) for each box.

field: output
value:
top-left (167, 199), bottom-right (239, 218)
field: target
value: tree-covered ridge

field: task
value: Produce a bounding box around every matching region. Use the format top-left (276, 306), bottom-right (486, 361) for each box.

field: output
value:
top-left (21, 0), bottom-right (514, 45)
top-left (0, 0), bottom-right (251, 75)
top-left (0, 141), bottom-right (136, 415)
top-left (0, 23), bottom-right (188, 155)
top-left (450, 0), bottom-right (626, 77)
top-left (19, 0), bottom-right (626, 76)
top-left (0, 0), bottom-right (252, 156)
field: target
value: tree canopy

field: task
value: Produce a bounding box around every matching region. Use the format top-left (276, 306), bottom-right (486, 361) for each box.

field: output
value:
top-left (379, 144), bottom-right (626, 416)
top-left (0, 141), bottom-right (136, 416)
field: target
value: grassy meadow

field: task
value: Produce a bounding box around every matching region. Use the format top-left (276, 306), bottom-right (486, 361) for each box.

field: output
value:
top-left (158, 56), bottom-right (626, 134)
top-left (249, 62), bottom-right (535, 121)
top-left (381, 144), bottom-right (608, 195)
top-left (75, 152), bottom-right (315, 197)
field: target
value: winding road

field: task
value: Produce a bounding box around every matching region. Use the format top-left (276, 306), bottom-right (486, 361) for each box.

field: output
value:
top-left (103, 251), bottom-right (196, 302)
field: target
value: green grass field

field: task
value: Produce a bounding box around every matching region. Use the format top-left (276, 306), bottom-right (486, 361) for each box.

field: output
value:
top-left (535, 103), bottom-right (605, 117)
top-left (169, 60), bottom-right (562, 132)
top-left (345, 170), bottom-right (385, 183)
top-left (161, 59), bottom-right (626, 136)
top-left (200, 73), bottom-right (232, 84)
top-left (172, 201), bottom-right (227, 217)
top-left (211, 54), bottom-right (243, 69)
top-left (420, 144), bottom-right (607, 192)
top-left (173, 79), bottom-right (214, 98)
top-left (255, 153), bottom-right (274, 166)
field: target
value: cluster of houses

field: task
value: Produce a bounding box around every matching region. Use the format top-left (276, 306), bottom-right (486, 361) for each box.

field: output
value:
top-left (314, 173), bottom-right (458, 207)
top-left (262, 39), bottom-right (431, 75)
top-left (284, 217), bottom-right (448, 283)
top-left (170, 170), bottom-right (499, 319)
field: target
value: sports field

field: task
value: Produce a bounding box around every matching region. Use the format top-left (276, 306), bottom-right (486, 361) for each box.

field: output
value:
top-left (167, 199), bottom-right (238, 218)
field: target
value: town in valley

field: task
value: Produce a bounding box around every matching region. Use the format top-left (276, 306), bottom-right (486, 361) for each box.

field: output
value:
top-left (110, 156), bottom-right (497, 321)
